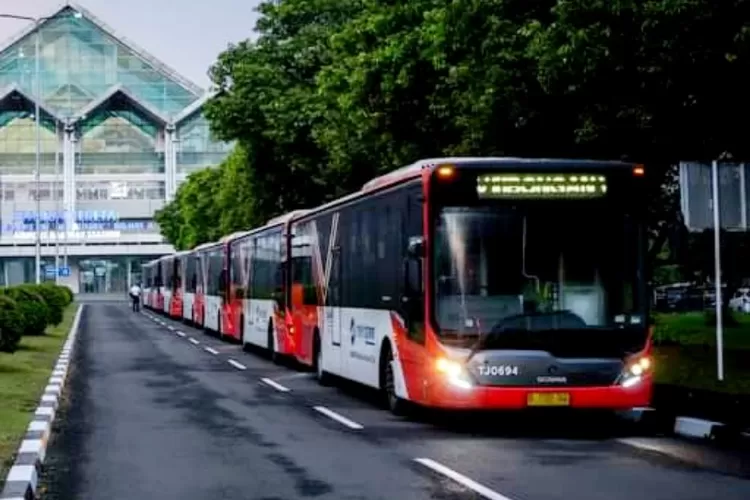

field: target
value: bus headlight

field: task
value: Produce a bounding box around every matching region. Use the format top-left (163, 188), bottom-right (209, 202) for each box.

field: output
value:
top-left (619, 355), bottom-right (652, 387)
top-left (436, 357), bottom-right (473, 389)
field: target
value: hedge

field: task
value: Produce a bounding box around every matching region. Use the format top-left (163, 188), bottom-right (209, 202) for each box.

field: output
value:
top-left (0, 283), bottom-right (74, 353)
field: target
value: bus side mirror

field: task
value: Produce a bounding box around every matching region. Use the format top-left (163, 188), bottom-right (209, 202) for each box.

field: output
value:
top-left (407, 236), bottom-right (424, 258)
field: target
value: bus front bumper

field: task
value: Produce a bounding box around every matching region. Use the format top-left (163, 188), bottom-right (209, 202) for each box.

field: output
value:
top-left (424, 377), bottom-right (652, 410)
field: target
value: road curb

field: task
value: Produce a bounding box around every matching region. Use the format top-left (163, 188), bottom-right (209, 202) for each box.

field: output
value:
top-left (1, 304), bottom-right (84, 500)
top-left (625, 407), bottom-right (749, 446)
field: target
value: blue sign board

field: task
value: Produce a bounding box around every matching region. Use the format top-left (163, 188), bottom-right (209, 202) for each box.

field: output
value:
top-left (2, 210), bottom-right (156, 233)
top-left (43, 267), bottom-right (71, 277)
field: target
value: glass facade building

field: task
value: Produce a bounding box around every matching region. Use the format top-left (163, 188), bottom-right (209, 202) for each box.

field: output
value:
top-left (0, 3), bottom-right (232, 293)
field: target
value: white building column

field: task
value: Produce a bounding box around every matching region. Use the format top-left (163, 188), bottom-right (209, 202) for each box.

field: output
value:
top-left (63, 122), bottom-right (76, 234)
top-left (164, 123), bottom-right (176, 201)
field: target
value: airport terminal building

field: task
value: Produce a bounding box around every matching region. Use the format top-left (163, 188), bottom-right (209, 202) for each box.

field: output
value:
top-left (0, 3), bottom-right (232, 293)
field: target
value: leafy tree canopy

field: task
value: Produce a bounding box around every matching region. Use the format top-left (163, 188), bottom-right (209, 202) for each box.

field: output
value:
top-left (158, 0), bottom-right (750, 275)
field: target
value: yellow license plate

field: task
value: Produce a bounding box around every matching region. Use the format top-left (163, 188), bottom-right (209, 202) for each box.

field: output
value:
top-left (527, 392), bottom-right (570, 407)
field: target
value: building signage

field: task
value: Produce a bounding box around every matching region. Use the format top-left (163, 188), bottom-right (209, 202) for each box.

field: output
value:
top-left (2, 211), bottom-right (156, 233)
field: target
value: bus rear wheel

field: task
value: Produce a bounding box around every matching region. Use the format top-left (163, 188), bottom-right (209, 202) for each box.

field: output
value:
top-left (268, 322), bottom-right (279, 364)
top-left (314, 333), bottom-right (331, 386)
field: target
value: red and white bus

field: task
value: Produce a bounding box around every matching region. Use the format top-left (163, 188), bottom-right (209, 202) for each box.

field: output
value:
top-left (228, 211), bottom-right (307, 360)
top-left (288, 157), bottom-right (653, 414)
top-left (182, 248), bottom-right (202, 324)
top-left (193, 233), bottom-right (248, 340)
top-left (161, 251), bottom-right (189, 319)
top-left (142, 258), bottom-right (162, 310)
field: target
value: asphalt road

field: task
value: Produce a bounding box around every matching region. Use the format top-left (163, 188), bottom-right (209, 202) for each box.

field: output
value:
top-left (39, 303), bottom-right (750, 500)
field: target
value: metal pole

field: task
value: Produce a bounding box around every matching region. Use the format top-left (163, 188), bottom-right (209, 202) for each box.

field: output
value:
top-left (63, 125), bottom-right (69, 268)
top-left (33, 25), bottom-right (41, 284)
top-left (711, 160), bottom-right (725, 381)
top-left (54, 120), bottom-right (60, 284)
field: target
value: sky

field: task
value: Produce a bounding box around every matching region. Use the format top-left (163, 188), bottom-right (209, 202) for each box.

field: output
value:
top-left (0, 0), bottom-right (263, 90)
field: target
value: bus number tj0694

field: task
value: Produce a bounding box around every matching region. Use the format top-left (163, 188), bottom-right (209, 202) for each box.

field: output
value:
top-left (478, 365), bottom-right (519, 376)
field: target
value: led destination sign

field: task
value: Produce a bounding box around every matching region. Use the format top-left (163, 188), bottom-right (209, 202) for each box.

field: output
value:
top-left (476, 173), bottom-right (608, 199)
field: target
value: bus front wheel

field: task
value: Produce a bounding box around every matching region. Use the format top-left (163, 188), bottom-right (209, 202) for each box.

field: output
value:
top-left (381, 344), bottom-right (407, 416)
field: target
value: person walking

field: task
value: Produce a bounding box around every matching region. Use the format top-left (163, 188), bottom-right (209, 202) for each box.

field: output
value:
top-left (129, 282), bottom-right (142, 312)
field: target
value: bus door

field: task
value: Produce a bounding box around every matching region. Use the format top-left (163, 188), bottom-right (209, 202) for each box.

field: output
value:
top-left (326, 244), bottom-right (342, 348)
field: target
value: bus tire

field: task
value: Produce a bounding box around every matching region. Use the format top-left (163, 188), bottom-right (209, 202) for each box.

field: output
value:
top-left (380, 342), bottom-right (408, 416)
top-left (241, 316), bottom-right (249, 351)
top-left (268, 321), bottom-right (279, 364)
top-left (314, 330), bottom-right (332, 386)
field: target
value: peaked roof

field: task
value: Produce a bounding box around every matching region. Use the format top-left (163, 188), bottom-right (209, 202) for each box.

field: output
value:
top-left (71, 83), bottom-right (168, 125)
top-left (0, 83), bottom-right (64, 122)
top-left (0, 2), bottom-right (204, 98)
top-left (173, 92), bottom-right (214, 125)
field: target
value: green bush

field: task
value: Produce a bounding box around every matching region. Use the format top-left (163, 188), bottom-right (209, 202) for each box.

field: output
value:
top-left (32, 283), bottom-right (68, 326)
top-left (0, 286), bottom-right (49, 336)
top-left (58, 285), bottom-right (74, 305)
top-left (0, 294), bottom-right (24, 352)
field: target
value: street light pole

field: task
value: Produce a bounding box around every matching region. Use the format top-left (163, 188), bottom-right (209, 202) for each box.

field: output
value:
top-left (0, 11), bottom-right (82, 284)
top-left (34, 24), bottom-right (41, 284)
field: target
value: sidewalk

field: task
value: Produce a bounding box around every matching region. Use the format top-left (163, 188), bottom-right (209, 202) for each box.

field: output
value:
top-left (630, 384), bottom-right (750, 448)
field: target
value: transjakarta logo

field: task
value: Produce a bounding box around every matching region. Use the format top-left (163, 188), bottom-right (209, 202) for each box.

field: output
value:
top-left (349, 317), bottom-right (375, 346)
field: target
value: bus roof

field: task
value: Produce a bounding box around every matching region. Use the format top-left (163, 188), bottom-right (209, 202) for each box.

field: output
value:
top-left (361, 157), bottom-right (637, 192)
top-left (266, 209), bottom-right (309, 227)
top-left (193, 241), bottom-right (221, 252)
top-left (295, 157), bottom-right (639, 223)
top-left (220, 230), bottom-right (251, 243)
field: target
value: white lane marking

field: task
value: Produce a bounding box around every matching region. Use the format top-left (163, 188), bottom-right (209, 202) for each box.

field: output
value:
top-left (228, 359), bottom-right (247, 371)
top-left (272, 372), bottom-right (313, 381)
top-left (204, 347), bottom-right (219, 355)
top-left (414, 458), bottom-right (513, 500)
top-left (261, 377), bottom-right (290, 392)
top-left (189, 338), bottom-right (200, 345)
top-left (176, 331), bottom-right (186, 337)
top-left (313, 406), bottom-right (363, 430)
top-left (167, 325), bottom-right (176, 331)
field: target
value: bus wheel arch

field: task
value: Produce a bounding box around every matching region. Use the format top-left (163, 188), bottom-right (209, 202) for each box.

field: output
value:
top-left (268, 319), bottom-right (279, 364)
top-left (313, 328), bottom-right (331, 385)
top-left (379, 340), bottom-right (408, 416)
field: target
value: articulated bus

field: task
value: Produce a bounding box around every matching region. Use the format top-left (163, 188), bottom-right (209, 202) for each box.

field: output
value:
top-left (228, 211), bottom-right (307, 360)
top-left (288, 157), bottom-right (652, 414)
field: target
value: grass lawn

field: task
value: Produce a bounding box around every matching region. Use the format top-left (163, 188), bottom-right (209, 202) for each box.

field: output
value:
top-left (0, 304), bottom-right (78, 488)
top-left (653, 311), bottom-right (750, 394)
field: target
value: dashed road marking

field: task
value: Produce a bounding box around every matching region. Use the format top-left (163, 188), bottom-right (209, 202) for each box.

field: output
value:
top-left (261, 378), bottom-right (290, 392)
top-left (167, 325), bottom-right (176, 331)
top-left (189, 338), bottom-right (200, 345)
top-left (272, 372), bottom-right (313, 381)
top-left (204, 347), bottom-right (219, 355)
top-left (176, 331), bottom-right (186, 338)
top-left (313, 406), bottom-right (364, 430)
top-left (414, 458), bottom-right (513, 500)
top-left (228, 359), bottom-right (247, 371)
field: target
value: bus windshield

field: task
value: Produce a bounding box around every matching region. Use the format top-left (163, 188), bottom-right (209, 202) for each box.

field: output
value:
top-left (432, 203), bottom-right (644, 338)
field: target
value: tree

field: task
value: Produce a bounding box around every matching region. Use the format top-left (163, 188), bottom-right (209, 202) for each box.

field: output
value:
top-left (526, 0), bottom-right (750, 265)
top-left (216, 144), bottom-right (260, 233)
top-left (154, 165), bottom-right (224, 250)
top-left (203, 0), bottom-right (367, 220)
